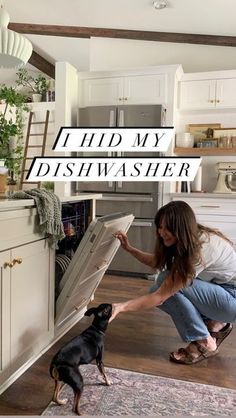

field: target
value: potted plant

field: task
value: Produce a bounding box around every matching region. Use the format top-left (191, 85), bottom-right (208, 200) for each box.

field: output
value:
top-left (0, 85), bottom-right (28, 187)
top-left (16, 68), bottom-right (48, 102)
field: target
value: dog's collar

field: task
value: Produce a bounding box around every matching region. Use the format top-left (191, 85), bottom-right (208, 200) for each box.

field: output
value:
top-left (90, 325), bottom-right (105, 336)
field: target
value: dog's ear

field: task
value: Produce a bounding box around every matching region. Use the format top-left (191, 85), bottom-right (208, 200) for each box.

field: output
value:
top-left (84, 307), bottom-right (97, 317)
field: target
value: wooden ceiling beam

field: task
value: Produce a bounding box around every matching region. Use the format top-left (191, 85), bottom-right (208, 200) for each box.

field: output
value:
top-left (29, 51), bottom-right (55, 78)
top-left (9, 22), bottom-right (236, 48)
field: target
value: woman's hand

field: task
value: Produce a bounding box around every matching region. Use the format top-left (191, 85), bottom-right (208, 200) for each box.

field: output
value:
top-left (113, 230), bottom-right (155, 267)
top-left (109, 303), bottom-right (125, 322)
top-left (113, 230), bottom-right (132, 251)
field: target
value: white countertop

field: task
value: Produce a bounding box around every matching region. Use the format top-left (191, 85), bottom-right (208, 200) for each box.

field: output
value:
top-left (170, 193), bottom-right (236, 199)
top-left (0, 193), bottom-right (103, 211)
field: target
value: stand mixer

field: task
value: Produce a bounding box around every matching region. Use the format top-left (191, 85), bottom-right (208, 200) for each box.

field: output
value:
top-left (213, 162), bottom-right (236, 193)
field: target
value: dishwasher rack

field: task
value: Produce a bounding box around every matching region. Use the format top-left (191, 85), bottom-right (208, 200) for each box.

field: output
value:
top-left (55, 200), bottom-right (91, 299)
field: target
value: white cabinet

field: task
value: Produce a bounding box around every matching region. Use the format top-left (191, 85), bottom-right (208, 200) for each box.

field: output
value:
top-left (0, 196), bottom-right (102, 393)
top-left (216, 79), bottom-right (236, 108)
top-left (179, 78), bottom-right (236, 110)
top-left (0, 251), bottom-right (10, 386)
top-left (81, 77), bottom-right (123, 106)
top-left (0, 239), bottom-right (53, 386)
top-left (171, 196), bottom-right (236, 247)
top-left (81, 74), bottom-right (167, 107)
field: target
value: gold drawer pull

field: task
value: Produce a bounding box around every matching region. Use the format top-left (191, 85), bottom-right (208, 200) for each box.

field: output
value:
top-left (3, 258), bottom-right (23, 269)
top-left (4, 261), bottom-right (14, 268)
top-left (13, 257), bottom-right (23, 265)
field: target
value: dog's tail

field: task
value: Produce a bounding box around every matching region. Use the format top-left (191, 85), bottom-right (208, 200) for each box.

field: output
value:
top-left (51, 363), bottom-right (84, 393)
top-left (50, 364), bottom-right (60, 380)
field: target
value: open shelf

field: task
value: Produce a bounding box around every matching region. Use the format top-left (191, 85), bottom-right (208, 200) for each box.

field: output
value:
top-left (174, 147), bottom-right (236, 156)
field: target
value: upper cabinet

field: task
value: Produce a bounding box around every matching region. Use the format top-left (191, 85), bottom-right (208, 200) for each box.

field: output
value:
top-left (216, 78), bottom-right (236, 108)
top-left (82, 77), bottom-right (123, 106)
top-left (179, 79), bottom-right (215, 110)
top-left (80, 74), bottom-right (167, 107)
top-left (179, 74), bottom-right (236, 110)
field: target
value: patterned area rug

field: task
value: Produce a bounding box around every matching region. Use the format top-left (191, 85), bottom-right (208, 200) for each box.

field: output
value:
top-left (43, 364), bottom-right (236, 416)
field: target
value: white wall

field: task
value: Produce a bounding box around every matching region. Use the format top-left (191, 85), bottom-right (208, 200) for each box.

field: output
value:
top-left (90, 38), bottom-right (236, 73)
top-left (54, 62), bottom-right (78, 197)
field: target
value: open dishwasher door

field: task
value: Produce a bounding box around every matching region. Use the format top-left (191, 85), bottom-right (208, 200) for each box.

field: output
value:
top-left (55, 212), bottom-right (134, 331)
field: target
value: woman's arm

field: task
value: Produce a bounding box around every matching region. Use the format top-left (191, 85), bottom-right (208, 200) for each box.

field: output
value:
top-left (114, 230), bottom-right (155, 267)
top-left (109, 273), bottom-right (183, 322)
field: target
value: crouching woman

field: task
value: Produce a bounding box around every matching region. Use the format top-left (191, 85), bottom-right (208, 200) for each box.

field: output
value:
top-left (110, 200), bottom-right (236, 365)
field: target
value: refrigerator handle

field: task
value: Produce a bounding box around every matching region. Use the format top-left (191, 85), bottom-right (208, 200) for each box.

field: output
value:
top-left (108, 150), bottom-right (113, 188)
top-left (109, 110), bottom-right (116, 127)
top-left (118, 109), bottom-right (125, 127)
top-left (161, 107), bottom-right (167, 127)
top-left (117, 151), bottom-right (122, 188)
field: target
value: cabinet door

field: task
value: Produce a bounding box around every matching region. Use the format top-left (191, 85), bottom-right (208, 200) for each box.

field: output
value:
top-left (123, 74), bottom-right (166, 105)
top-left (82, 77), bottom-right (124, 106)
top-left (179, 80), bottom-right (216, 109)
top-left (81, 74), bottom-right (167, 106)
top-left (195, 213), bottom-right (236, 247)
top-left (0, 251), bottom-right (11, 385)
top-left (55, 213), bottom-right (134, 329)
top-left (216, 78), bottom-right (236, 108)
top-left (171, 196), bottom-right (236, 248)
top-left (10, 239), bottom-right (54, 372)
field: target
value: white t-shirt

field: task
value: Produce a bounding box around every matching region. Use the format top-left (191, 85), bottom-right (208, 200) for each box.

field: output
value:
top-left (195, 233), bottom-right (236, 285)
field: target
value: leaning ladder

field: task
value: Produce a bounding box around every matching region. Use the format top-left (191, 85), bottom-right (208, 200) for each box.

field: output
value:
top-left (19, 110), bottom-right (50, 190)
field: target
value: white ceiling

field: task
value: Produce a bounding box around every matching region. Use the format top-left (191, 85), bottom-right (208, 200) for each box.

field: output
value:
top-left (2, 0), bottom-right (236, 76)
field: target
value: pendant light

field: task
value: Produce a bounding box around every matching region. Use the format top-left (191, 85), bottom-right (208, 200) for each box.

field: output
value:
top-left (0, 6), bottom-right (33, 68)
top-left (153, 1), bottom-right (168, 10)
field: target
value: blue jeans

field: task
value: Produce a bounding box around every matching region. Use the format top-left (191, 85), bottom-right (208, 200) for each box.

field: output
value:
top-left (149, 271), bottom-right (236, 342)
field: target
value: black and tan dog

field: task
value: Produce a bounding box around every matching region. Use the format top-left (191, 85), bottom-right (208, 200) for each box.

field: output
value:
top-left (50, 303), bottom-right (112, 415)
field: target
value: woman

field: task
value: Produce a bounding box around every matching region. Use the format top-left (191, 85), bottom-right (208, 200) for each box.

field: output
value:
top-left (110, 200), bottom-right (236, 365)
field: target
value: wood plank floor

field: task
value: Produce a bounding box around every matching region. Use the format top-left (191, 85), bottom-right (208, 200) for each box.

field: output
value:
top-left (0, 274), bottom-right (236, 415)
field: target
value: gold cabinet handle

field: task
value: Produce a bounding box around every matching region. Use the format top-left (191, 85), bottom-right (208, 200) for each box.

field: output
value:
top-left (118, 97), bottom-right (122, 101)
top-left (4, 261), bottom-right (14, 268)
top-left (208, 100), bottom-right (214, 103)
top-left (216, 99), bottom-right (220, 103)
top-left (3, 258), bottom-right (23, 269)
top-left (124, 97), bottom-right (128, 101)
top-left (13, 257), bottom-right (23, 265)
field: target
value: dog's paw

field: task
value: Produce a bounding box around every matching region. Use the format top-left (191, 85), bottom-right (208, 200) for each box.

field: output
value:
top-left (58, 398), bottom-right (68, 405)
top-left (105, 378), bottom-right (112, 386)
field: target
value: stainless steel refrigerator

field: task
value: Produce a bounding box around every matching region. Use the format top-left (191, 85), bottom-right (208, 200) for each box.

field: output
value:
top-left (75, 104), bottom-right (165, 277)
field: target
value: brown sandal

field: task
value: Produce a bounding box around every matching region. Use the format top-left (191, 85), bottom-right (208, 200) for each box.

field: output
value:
top-left (169, 341), bottom-right (219, 365)
top-left (210, 323), bottom-right (233, 348)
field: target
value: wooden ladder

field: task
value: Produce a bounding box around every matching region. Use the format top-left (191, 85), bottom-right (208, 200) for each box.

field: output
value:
top-left (19, 110), bottom-right (50, 189)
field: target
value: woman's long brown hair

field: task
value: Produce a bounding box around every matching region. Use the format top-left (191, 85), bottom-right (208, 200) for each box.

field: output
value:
top-left (154, 201), bottom-right (232, 288)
